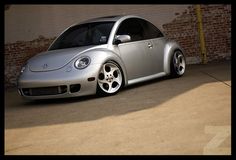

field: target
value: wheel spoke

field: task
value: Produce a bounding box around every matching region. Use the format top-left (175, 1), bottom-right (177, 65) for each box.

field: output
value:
top-left (179, 62), bottom-right (185, 69)
top-left (98, 78), bottom-right (107, 84)
top-left (178, 57), bottom-right (185, 73)
top-left (107, 82), bottom-right (113, 92)
top-left (174, 52), bottom-right (178, 61)
top-left (174, 62), bottom-right (178, 68)
top-left (114, 76), bottom-right (121, 83)
top-left (103, 65), bottom-right (110, 79)
top-left (177, 55), bottom-right (181, 62)
top-left (179, 55), bottom-right (185, 69)
top-left (110, 66), bottom-right (117, 73)
top-left (174, 55), bottom-right (178, 64)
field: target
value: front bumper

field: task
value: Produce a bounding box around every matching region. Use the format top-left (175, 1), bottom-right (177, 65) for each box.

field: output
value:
top-left (17, 64), bottom-right (101, 99)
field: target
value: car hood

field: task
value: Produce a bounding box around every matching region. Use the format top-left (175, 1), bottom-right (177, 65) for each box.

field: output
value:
top-left (28, 46), bottom-right (101, 72)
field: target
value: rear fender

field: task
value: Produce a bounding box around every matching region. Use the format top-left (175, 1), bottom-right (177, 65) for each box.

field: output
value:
top-left (163, 40), bottom-right (185, 74)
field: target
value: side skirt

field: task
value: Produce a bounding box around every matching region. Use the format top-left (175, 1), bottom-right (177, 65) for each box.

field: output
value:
top-left (127, 72), bottom-right (167, 86)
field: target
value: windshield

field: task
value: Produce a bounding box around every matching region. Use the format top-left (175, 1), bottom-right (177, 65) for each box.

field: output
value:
top-left (49, 22), bottom-right (115, 50)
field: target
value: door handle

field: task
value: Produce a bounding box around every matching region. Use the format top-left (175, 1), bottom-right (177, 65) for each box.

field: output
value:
top-left (147, 43), bottom-right (153, 48)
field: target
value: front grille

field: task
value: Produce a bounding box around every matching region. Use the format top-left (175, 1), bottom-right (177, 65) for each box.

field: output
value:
top-left (22, 85), bottom-right (67, 96)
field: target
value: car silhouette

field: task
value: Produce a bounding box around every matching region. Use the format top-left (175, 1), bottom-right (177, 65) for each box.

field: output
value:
top-left (17, 15), bottom-right (186, 99)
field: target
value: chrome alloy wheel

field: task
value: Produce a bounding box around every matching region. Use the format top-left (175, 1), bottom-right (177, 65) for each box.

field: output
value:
top-left (173, 51), bottom-right (186, 76)
top-left (98, 62), bottom-right (123, 94)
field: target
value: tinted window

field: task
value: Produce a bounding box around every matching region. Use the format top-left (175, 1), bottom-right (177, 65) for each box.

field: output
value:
top-left (116, 18), bottom-right (163, 43)
top-left (49, 22), bottom-right (114, 50)
top-left (139, 19), bottom-right (164, 39)
top-left (116, 18), bottom-right (144, 42)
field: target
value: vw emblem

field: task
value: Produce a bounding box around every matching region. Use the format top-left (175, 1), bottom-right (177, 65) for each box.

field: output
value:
top-left (43, 63), bottom-right (48, 69)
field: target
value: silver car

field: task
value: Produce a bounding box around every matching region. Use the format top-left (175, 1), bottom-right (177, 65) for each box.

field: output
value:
top-left (17, 15), bottom-right (186, 99)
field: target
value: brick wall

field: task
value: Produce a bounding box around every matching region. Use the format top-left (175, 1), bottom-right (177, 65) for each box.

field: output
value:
top-left (4, 36), bottom-right (56, 88)
top-left (163, 5), bottom-right (231, 63)
top-left (201, 5), bottom-right (231, 61)
top-left (4, 5), bottom-right (231, 88)
top-left (163, 5), bottom-right (201, 63)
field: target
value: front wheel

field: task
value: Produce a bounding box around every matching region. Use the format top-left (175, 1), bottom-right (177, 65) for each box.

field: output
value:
top-left (97, 61), bottom-right (123, 96)
top-left (170, 50), bottom-right (186, 77)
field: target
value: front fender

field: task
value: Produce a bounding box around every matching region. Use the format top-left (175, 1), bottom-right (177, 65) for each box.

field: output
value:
top-left (163, 40), bottom-right (185, 74)
top-left (79, 49), bottom-right (128, 86)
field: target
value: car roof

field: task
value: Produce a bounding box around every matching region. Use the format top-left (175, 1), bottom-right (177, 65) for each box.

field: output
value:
top-left (79, 15), bottom-right (141, 24)
top-left (85, 15), bottom-right (124, 22)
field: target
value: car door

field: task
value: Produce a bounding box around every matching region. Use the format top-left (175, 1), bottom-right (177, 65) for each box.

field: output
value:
top-left (139, 19), bottom-right (166, 74)
top-left (115, 18), bottom-right (153, 80)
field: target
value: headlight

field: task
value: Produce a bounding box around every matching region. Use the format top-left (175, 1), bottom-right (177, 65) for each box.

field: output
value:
top-left (74, 56), bottom-right (91, 69)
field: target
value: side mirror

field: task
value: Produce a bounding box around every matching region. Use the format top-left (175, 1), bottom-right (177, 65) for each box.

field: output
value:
top-left (114, 35), bottom-right (131, 45)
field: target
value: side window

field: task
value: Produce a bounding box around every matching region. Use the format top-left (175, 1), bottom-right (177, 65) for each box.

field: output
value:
top-left (116, 18), bottom-right (144, 42)
top-left (139, 19), bottom-right (164, 39)
top-left (91, 23), bottom-right (114, 44)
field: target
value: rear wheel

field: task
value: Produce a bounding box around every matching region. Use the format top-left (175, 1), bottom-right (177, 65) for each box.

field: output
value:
top-left (170, 50), bottom-right (186, 77)
top-left (97, 61), bottom-right (123, 96)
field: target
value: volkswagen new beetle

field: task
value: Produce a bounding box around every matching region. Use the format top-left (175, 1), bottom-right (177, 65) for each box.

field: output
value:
top-left (17, 15), bottom-right (186, 99)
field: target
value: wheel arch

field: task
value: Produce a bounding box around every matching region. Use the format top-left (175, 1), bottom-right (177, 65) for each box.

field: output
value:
top-left (82, 49), bottom-right (128, 86)
top-left (163, 40), bottom-right (185, 75)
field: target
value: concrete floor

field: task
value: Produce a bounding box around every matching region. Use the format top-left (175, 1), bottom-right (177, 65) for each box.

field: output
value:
top-left (4, 61), bottom-right (231, 155)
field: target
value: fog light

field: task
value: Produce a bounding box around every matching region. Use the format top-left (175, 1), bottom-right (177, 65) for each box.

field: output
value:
top-left (70, 84), bottom-right (81, 93)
